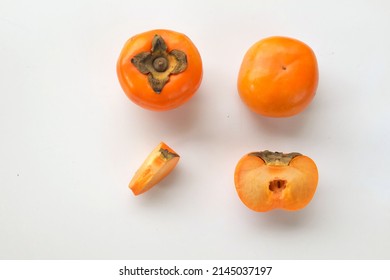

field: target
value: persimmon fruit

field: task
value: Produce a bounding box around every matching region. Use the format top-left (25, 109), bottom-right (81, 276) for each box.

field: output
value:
top-left (237, 36), bottom-right (319, 117)
top-left (117, 29), bottom-right (203, 111)
top-left (234, 150), bottom-right (318, 212)
top-left (129, 142), bottom-right (180, 195)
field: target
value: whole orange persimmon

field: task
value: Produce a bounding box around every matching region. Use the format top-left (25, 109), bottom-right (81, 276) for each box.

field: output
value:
top-left (117, 29), bottom-right (203, 111)
top-left (234, 150), bottom-right (318, 212)
top-left (237, 36), bottom-right (318, 117)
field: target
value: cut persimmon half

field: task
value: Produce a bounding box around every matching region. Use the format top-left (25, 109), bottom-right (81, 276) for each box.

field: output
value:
top-left (234, 150), bottom-right (318, 212)
top-left (129, 142), bottom-right (180, 195)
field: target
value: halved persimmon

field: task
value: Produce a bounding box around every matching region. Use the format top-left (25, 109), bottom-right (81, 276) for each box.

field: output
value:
top-left (234, 150), bottom-right (318, 212)
top-left (129, 142), bottom-right (180, 195)
top-left (237, 36), bottom-right (319, 117)
top-left (117, 29), bottom-right (203, 111)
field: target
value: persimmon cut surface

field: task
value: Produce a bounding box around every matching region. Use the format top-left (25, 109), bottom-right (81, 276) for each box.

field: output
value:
top-left (237, 36), bottom-right (319, 117)
top-left (234, 150), bottom-right (318, 212)
top-left (129, 142), bottom-right (180, 196)
top-left (117, 29), bottom-right (203, 111)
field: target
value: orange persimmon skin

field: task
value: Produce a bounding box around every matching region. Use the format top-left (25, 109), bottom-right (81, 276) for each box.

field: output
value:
top-left (237, 36), bottom-right (318, 117)
top-left (117, 29), bottom-right (203, 111)
top-left (234, 153), bottom-right (318, 212)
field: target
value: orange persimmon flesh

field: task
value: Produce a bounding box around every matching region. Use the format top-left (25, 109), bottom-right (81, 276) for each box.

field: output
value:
top-left (129, 142), bottom-right (180, 195)
top-left (234, 151), bottom-right (318, 212)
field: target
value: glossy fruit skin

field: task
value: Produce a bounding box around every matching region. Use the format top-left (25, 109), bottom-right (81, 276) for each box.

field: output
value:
top-left (234, 151), bottom-right (318, 212)
top-left (237, 36), bottom-right (318, 117)
top-left (117, 29), bottom-right (203, 111)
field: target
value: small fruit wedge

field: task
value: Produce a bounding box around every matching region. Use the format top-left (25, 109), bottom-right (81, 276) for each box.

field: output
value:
top-left (129, 142), bottom-right (180, 195)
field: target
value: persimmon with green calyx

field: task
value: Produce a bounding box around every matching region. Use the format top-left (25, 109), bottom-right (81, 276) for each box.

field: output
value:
top-left (129, 142), bottom-right (180, 195)
top-left (234, 150), bottom-right (318, 212)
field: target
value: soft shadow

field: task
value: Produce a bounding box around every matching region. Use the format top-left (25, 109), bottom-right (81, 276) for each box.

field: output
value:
top-left (259, 209), bottom-right (313, 229)
top-left (245, 106), bottom-right (314, 138)
top-left (133, 86), bottom-right (207, 137)
top-left (240, 202), bottom-right (320, 231)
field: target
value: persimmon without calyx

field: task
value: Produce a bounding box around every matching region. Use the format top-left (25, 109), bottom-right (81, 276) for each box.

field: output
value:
top-left (237, 36), bottom-right (319, 117)
top-left (129, 142), bottom-right (180, 196)
top-left (117, 29), bottom-right (203, 111)
top-left (234, 150), bottom-right (318, 212)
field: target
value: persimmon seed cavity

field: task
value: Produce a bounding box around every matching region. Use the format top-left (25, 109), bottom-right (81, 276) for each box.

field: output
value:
top-left (269, 179), bottom-right (287, 192)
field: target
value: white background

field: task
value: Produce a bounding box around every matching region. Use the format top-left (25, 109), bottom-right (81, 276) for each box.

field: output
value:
top-left (1, 0), bottom-right (389, 259)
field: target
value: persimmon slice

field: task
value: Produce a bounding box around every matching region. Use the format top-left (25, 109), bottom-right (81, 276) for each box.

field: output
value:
top-left (129, 142), bottom-right (180, 195)
top-left (234, 150), bottom-right (318, 212)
